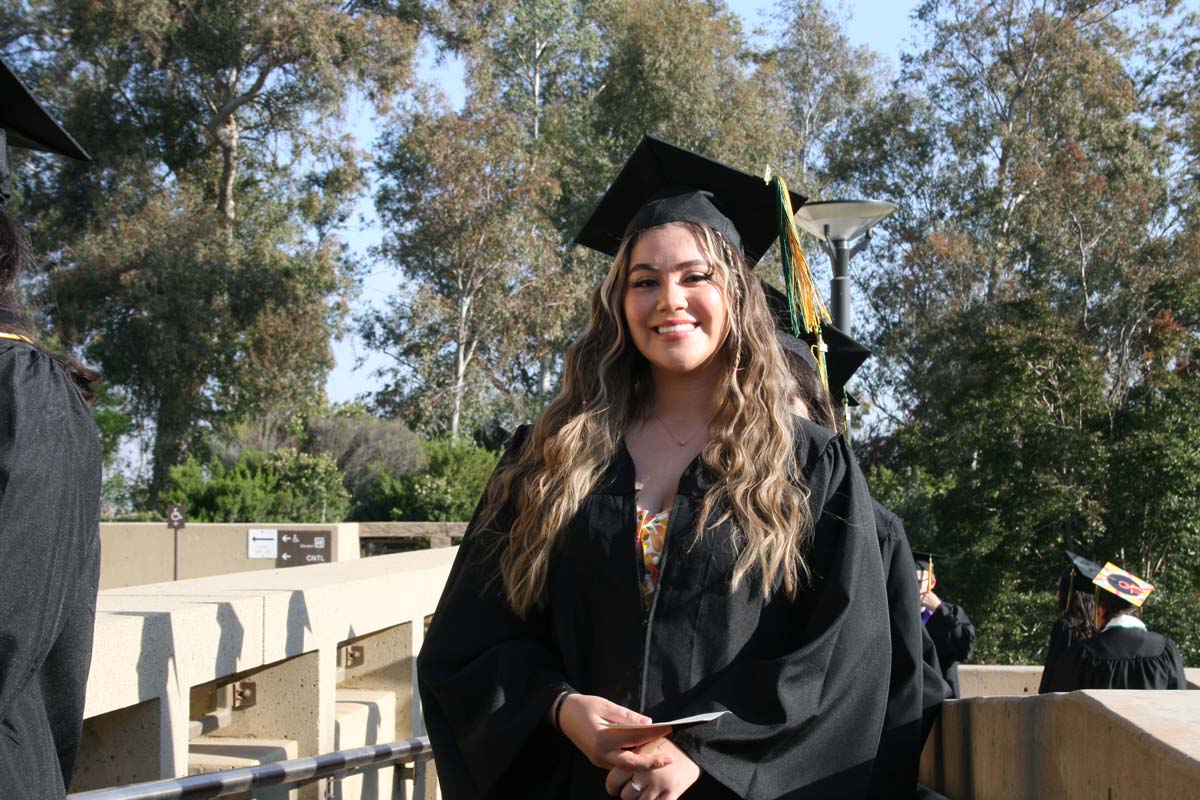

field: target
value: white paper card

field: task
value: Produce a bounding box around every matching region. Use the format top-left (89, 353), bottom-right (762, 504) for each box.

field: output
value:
top-left (248, 529), bottom-right (278, 558)
top-left (600, 710), bottom-right (729, 731)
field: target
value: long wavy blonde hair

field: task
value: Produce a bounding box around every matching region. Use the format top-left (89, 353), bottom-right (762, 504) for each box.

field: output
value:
top-left (479, 221), bottom-right (814, 616)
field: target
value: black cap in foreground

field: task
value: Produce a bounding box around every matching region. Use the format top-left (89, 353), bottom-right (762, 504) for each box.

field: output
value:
top-left (573, 135), bottom-right (806, 266)
top-left (762, 280), bottom-right (870, 404)
top-left (0, 57), bottom-right (90, 206)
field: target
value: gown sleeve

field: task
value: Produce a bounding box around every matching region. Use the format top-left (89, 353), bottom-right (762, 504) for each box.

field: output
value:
top-left (0, 344), bottom-right (101, 793)
top-left (416, 427), bottom-right (573, 800)
top-left (926, 601), bottom-right (975, 670)
top-left (667, 432), bottom-right (892, 800)
top-left (871, 506), bottom-right (927, 798)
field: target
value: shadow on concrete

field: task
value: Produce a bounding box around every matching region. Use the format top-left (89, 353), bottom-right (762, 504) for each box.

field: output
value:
top-left (285, 591), bottom-right (312, 658)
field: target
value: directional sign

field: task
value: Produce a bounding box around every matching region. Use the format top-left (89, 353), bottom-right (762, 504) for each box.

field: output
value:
top-left (247, 529), bottom-right (278, 559)
top-left (167, 504), bottom-right (186, 530)
top-left (275, 530), bottom-right (332, 568)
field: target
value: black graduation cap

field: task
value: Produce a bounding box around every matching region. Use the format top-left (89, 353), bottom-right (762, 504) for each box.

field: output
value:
top-left (1065, 550), bottom-right (1102, 585)
top-left (0, 57), bottom-right (90, 206)
top-left (762, 281), bottom-right (870, 404)
top-left (573, 135), bottom-right (806, 266)
top-left (911, 550), bottom-right (944, 571)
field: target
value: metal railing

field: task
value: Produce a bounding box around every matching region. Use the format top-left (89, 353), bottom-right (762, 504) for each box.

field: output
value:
top-left (67, 737), bottom-right (434, 800)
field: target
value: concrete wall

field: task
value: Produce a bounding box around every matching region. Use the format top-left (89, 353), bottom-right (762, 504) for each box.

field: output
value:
top-left (74, 548), bottom-right (454, 798)
top-left (958, 664), bottom-right (1200, 697)
top-left (99, 523), bottom-right (361, 589)
top-left (920, 690), bottom-right (1200, 799)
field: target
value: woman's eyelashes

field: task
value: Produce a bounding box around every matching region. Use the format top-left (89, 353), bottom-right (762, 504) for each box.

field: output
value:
top-left (629, 270), bottom-right (714, 289)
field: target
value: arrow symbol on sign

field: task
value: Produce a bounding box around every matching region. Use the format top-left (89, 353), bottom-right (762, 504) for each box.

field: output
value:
top-left (281, 553), bottom-right (291, 561)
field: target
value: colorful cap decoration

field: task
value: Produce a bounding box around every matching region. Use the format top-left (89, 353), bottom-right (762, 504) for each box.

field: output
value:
top-left (1092, 562), bottom-right (1154, 607)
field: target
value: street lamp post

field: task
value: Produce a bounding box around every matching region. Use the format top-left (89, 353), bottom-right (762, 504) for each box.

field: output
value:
top-left (793, 199), bottom-right (897, 337)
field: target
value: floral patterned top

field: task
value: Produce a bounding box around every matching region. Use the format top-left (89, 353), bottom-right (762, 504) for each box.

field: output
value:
top-left (637, 507), bottom-right (670, 608)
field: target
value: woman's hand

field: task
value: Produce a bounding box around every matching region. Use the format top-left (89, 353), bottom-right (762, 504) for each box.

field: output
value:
top-left (557, 693), bottom-right (675, 772)
top-left (604, 738), bottom-right (701, 800)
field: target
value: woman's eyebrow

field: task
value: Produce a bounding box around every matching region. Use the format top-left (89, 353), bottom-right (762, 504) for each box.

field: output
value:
top-left (628, 258), bottom-right (709, 273)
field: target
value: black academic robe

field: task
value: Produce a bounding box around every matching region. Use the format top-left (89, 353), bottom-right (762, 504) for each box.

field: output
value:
top-left (868, 503), bottom-right (927, 799)
top-left (0, 341), bottom-right (102, 799)
top-left (1037, 618), bottom-right (1081, 694)
top-left (417, 418), bottom-right (891, 800)
top-left (1063, 625), bottom-right (1187, 691)
top-left (924, 602), bottom-right (974, 698)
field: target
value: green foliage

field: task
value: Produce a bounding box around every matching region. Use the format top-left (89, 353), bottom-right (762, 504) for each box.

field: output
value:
top-left (388, 438), bottom-right (501, 522)
top-left (162, 448), bottom-right (350, 523)
top-left (3, 0), bottom-right (421, 500)
top-left (844, 0), bottom-right (1200, 664)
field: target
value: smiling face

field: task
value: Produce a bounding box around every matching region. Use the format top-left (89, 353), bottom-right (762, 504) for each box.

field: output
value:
top-left (621, 223), bottom-right (729, 377)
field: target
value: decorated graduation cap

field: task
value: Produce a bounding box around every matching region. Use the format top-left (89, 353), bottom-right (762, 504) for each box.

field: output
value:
top-left (1093, 561), bottom-right (1155, 608)
top-left (762, 280), bottom-right (870, 407)
top-left (573, 134), bottom-right (807, 266)
top-left (0, 57), bottom-right (90, 206)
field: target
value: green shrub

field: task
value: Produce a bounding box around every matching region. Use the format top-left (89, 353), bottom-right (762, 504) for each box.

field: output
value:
top-left (162, 447), bottom-right (350, 523)
top-left (388, 438), bottom-right (501, 522)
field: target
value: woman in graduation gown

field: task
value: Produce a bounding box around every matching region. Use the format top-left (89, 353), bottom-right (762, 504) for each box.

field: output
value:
top-left (0, 59), bottom-right (102, 799)
top-left (1037, 564), bottom-right (1096, 694)
top-left (0, 211), bottom-right (102, 796)
top-left (1061, 575), bottom-right (1187, 691)
top-left (417, 137), bottom-right (891, 800)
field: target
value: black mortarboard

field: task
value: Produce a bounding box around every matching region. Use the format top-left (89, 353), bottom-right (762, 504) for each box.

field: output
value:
top-left (1065, 550), bottom-right (1102, 584)
top-left (573, 135), bottom-right (806, 265)
top-left (0, 57), bottom-right (90, 206)
top-left (911, 550), bottom-right (944, 570)
top-left (762, 281), bottom-right (870, 405)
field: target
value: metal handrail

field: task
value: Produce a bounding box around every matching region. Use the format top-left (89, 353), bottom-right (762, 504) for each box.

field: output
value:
top-left (67, 736), bottom-right (433, 800)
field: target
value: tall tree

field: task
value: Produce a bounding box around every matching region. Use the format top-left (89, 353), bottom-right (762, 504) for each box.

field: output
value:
top-left (366, 96), bottom-right (561, 437)
top-left (826, 0), bottom-right (1200, 661)
top-left (3, 0), bottom-right (422, 500)
top-left (760, 0), bottom-right (887, 196)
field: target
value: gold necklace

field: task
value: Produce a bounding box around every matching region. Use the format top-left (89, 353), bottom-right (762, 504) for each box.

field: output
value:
top-left (651, 412), bottom-right (704, 447)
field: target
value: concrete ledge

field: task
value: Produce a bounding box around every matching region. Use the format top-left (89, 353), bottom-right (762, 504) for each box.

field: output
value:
top-left (921, 690), bottom-right (1200, 799)
top-left (957, 665), bottom-right (1043, 697)
top-left (74, 548), bottom-right (457, 797)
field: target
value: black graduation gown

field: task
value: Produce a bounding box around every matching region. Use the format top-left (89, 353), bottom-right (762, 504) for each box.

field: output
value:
top-left (868, 503), bottom-right (926, 799)
top-left (924, 602), bottom-right (974, 698)
top-left (417, 418), bottom-right (891, 800)
top-left (1037, 618), bottom-right (1080, 694)
top-left (0, 341), bottom-right (102, 798)
top-left (1063, 626), bottom-right (1187, 691)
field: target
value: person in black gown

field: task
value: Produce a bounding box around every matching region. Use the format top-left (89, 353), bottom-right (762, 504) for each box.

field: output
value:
top-left (0, 58), bottom-right (102, 799)
top-left (914, 552), bottom-right (975, 698)
top-left (417, 137), bottom-right (891, 800)
top-left (1038, 552), bottom-right (1097, 694)
top-left (1056, 561), bottom-right (1187, 691)
top-left (766, 286), bottom-right (951, 800)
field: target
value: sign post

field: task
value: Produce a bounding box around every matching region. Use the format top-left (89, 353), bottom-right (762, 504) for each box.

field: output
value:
top-left (167, 504), bottom-right (186, 581)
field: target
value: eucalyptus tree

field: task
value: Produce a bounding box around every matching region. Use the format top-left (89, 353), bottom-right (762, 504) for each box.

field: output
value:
top-left (827, 0), bottom-right (1200, 661)
top-left (2, 0), bottom-right (423, 500)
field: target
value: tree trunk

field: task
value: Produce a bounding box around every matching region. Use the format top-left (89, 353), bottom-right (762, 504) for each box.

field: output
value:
top-left (218, 113), bottom-right (239, 235)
